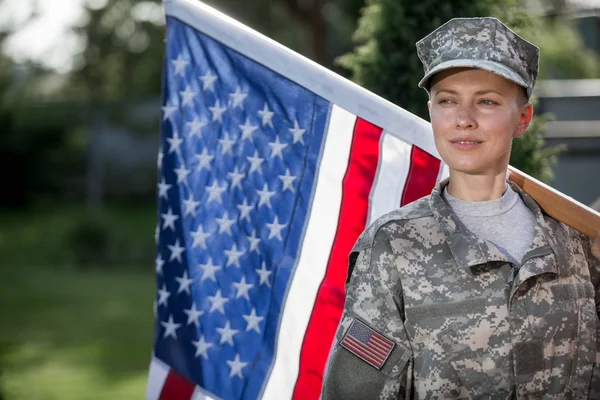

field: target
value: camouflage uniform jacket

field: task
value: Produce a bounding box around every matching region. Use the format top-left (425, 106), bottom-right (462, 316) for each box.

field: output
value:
top-left (322, 180), bottom-right (600, 399)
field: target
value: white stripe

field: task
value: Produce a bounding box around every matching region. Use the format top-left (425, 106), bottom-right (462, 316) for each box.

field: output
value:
top-left (146, 357), bottom-right (170, 400)
top-left (367, 131), bottom-right (412, 225)
top-left (165, 0), bottom-right (438, 158)
top-left (260, 105), bottom-right (357, 399)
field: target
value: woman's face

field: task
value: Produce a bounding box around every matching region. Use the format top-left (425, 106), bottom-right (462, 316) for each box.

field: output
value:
top-left (428, 67), bottom-right (532, 177)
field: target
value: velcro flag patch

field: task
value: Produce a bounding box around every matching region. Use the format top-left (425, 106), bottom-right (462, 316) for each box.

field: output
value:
top-left (340, 319), bottom-right (395, 370)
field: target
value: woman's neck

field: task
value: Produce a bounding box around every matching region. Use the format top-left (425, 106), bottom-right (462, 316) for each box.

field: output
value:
top-left (446, 170), bottom-right (508, 201)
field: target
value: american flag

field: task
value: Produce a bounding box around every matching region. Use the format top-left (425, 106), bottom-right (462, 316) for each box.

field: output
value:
top-left (340, 319), bottom-right (395, 370)
top-left (148, 1), bottom-right (447, 399)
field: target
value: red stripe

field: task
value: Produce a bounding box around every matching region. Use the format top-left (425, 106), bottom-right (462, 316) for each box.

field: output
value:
top-left (158, 370), bottom-right (195, 400)
top-left (292, 118), bottom-right (383, 399)
top-left (400, 146), bottom-right (441, 206)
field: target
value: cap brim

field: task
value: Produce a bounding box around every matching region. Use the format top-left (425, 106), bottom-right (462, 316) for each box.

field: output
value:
top-left (418, 59), bottom-right (528, 92)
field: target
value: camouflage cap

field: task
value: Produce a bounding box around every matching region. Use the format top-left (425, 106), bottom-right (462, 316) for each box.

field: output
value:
top-left (416, 17), bottom-right (540, 98)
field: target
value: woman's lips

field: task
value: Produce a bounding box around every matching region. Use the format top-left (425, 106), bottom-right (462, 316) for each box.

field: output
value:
top-left (449, 140), bottom-right (483, 150)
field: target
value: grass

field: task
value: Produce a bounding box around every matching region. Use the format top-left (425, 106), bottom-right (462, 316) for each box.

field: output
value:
top-left (0, 205), bottom-right (158, 400)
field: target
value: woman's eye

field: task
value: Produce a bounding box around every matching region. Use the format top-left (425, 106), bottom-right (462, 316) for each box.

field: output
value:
top-left (479, 99), bottom-right (497, 105)
top-left (438, 99), bottom-right (453, 104)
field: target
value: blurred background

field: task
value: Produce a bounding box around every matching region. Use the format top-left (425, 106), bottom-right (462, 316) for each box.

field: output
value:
top-left (0, 0), bottom-right (599, 399)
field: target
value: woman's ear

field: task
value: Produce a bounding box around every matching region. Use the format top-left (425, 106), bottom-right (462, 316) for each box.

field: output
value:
top-left (514, 103), bottom-right (534, 139)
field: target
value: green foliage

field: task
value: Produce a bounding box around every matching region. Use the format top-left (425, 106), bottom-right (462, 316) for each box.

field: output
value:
top-left (65, 208), bottom-right (156, 268)
top-left (66, 0), bottom-right (165, 102)
top-left (0, 58), bottom-right (85, 208)
top-left (337, 0), bottom-right (598, 182)
top-left (533, 20), bottom-right (600, 79)
top-left (0, 206), bottom-right (156, 268)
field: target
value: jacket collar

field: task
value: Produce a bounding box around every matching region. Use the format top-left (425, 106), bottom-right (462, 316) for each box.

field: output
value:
top-left (429, 179), bottom-right (555, 273)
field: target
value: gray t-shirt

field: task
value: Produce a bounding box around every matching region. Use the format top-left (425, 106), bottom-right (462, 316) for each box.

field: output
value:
top-left (443, 184), bottom-right (536, 265)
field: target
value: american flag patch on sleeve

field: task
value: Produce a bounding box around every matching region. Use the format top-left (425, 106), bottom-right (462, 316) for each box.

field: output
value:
top-left (340, 319), bottom-right (395, 370)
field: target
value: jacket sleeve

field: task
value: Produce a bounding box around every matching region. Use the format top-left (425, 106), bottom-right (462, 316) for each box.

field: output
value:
top-left (584, 234), bottom-right (600, 397)
top-left (322, 225), bottom-right (413, 400)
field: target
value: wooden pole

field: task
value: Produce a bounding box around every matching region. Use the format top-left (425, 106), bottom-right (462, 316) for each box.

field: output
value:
top-left (508, 166), bottom-right (600, 239)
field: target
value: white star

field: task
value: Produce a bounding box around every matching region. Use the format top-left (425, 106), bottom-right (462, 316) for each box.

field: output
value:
top-left (243, 308), bottom-right (265, 333)
top-left (233, 276), bottom-right (254, 301)
top-left (157, 284), bottom-right (170, 307)
top-left (200, 70), bottom-right (218, 92)
top-left (179, 85), bottom-right (197, 107)
top-left (174, 164), bottom-right (191, 185)
top-left (255, 262), bottom-right (272, 287)
top-left (209, 100), bottom-right (226, 123)
top-left (256, 183), bottom-right (276, 208)
top-left (155, 254), bottom-right (165, 275)
top-left (229, 87), bottom-right (248, 109)
top-left (161, 104), bottom-right (177, 122)
top-left (158, 178), bottom-right (171, 200)
top-left (205, 180), bottom-right (227, 204)
top-left (175, 270), bottom-right (194, 295)
top-left (227, 166), bottom-right (245, 191)
top-left (226, 354), bottom-right (248, 379)
top-left (266, 215), bottom-right (286, 241)
top-left (239, 118), bottom-right (258, 142)
top-left (208, 289), bottom-right (229, 314)
top-left (258, 102), bottom-right (274, 128)
top-left (161, 207), bottom-right (179, 231)
top-left (246, 150), bottom-right (264, 175)
top-left (192, 336), bottom-right (213, 359)
top-left (195, 148), bottom-right (214, 171)
top-left (289, 120), bottom-right (306, 144)
top-left (183, 302), bottom-right (204, 327)
top-left (157, 148), bottom-right (164, 169)
top-left (217, 321), bottom-right (239, 346)
top-left (172, 54), bottom-right (188, 77)
top-left (236, 198), bottom-right (254, 223)
top-left (216, 212), bottom-right (236, 235)
top-left (191, 224), bottom-right (211, 249)
top-left (247, 230), bottom-right (261, 253)
top-left (161, 314), bottom-right (182, 339)
top-left (224, 243), bottom-right (245, 268)
top-left (199, 257), bottom-right (221, 282)
top-left (218, 132), bottom-right (236, 156)
top-left (268, 135), bottom-right (288, 159)
top-left (182, 194), bottom-right (200, 217)
top-left (279, 168), bottom-right (297, 192)
top-left (167, 132), bottom-right (183, 154)
top-left (168, 239), bottom-right (185, 263)
top-left (186, 117), bottom-right (206, 138)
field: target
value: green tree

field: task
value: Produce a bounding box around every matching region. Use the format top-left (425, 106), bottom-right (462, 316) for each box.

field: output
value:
top-left (338, 0), bottom-right (597, 182)
top-left (66, 0), bottom-right (166, 102)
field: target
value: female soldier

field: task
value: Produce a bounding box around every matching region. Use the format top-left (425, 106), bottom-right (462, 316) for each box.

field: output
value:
top-left (323, 17), bottom-right (600, 399)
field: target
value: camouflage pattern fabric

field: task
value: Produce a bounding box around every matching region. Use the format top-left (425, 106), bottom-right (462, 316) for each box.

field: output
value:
top-left (416, 17), bottom-right (539, 98)
top-left (322, 179), bottom-right (600, 399)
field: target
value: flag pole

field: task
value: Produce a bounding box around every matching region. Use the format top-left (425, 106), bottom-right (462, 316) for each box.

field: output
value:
top-left (508, 166), bottom-right (600, 239)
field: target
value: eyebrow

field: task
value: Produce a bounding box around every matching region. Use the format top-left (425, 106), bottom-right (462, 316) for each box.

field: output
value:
top-left (434, 88), bottom-right (505, 96)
